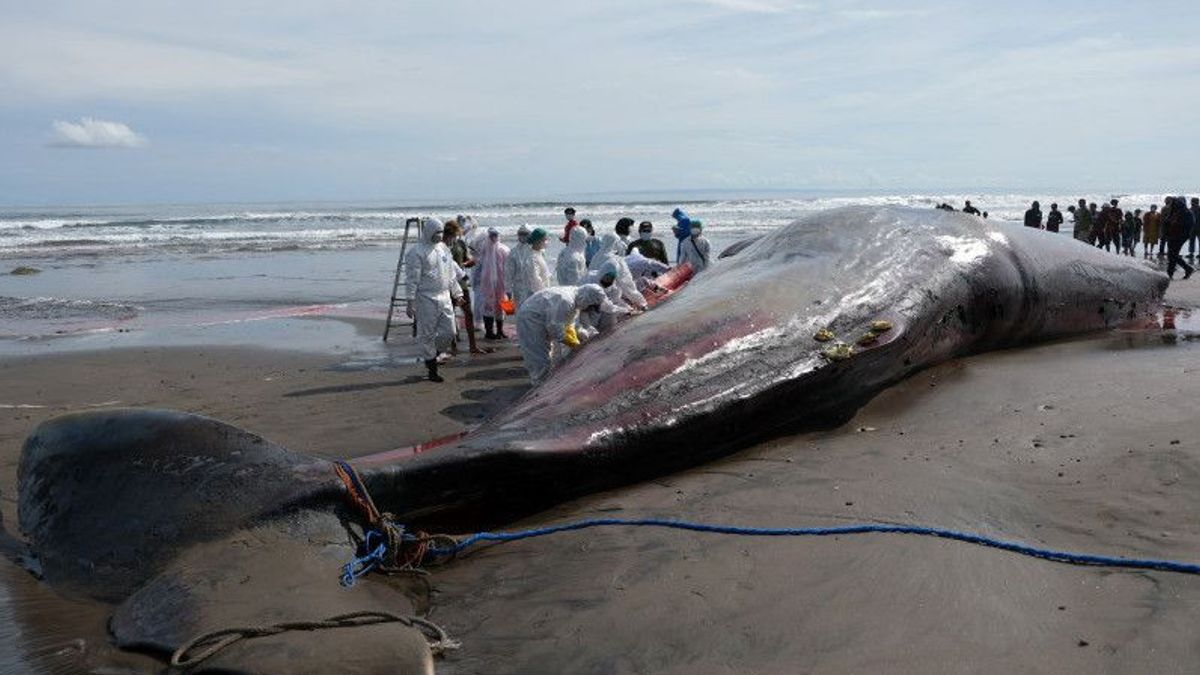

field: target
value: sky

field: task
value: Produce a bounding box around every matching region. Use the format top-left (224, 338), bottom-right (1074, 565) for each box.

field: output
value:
top-left (1, 1), bottom-right (1198, 205)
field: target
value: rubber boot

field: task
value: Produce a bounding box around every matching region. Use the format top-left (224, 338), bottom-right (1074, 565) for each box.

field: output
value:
top-left (425, 358), bottom-right (444, 383)
top-left (496, 318), bottom-right (508, 339)
top-left (483, 316), bottom-right (496, 340)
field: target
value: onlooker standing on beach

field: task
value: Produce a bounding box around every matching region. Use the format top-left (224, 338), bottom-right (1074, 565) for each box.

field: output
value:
top-left (1190, 197), bottom-right (1200, 259)
top-left (1023, 201), bottom-right (1042, 229)
top-left (1072, 198), bottom-right (1093, 242)
top-left (1163, 196), bottom-right (1195, 279)
top-left (1088, 203), bottom-right (1101, 246)
top-left (1142, 204), bottom-right (1160, 257)
top-left (1121, 210), bottom-right (1137, 256)
top-left (1102, 199), bottom-right (1123, 253)
top-left (1132, 209), bottom-right (1143, 252)
top-left (1045, 203), bottom-right (1063, 233)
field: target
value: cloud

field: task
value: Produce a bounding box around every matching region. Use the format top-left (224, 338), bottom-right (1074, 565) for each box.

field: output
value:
top-left (690, 0), bottom-right (815, 14)
top-left (50, 117), bottom-right (148, 148)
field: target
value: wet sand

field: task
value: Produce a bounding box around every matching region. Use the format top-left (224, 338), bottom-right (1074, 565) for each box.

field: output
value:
top-left (2, 283), bottom-right (1200, 673)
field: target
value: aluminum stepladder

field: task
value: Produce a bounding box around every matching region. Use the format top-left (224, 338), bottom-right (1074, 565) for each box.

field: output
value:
top-left (382, 217), bottom-right (419, 342)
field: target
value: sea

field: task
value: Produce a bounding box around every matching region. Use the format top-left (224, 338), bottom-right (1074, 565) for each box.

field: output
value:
top-left (0, 190), bottom-right (1165, 357)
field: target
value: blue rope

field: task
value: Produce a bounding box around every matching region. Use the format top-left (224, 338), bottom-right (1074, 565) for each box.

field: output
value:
top-left (341, 529), bottom-right (389, 587)
top-left (421, 518), bottom-right (1200, 575)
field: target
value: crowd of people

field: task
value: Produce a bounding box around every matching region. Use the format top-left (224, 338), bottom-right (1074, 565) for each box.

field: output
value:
top-left (404, 206), bottom-right (712, 383)
top-left (941, 196), bottom-right (1200, 279)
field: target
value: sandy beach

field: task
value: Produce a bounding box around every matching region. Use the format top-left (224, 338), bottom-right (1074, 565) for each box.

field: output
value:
top-left (2, 280), bottom-right (1199, 673)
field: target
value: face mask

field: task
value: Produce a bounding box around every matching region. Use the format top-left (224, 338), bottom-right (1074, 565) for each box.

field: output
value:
top-left (639, 232), bottom-right (651, 241)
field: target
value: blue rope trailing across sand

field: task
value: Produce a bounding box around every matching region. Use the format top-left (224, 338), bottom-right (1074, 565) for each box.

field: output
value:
top-left (403, 518), bottom-right (1200, 574)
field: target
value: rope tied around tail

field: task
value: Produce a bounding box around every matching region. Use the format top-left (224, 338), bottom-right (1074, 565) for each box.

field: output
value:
top-left (335, 461), bottom-right (455, 586)
top-left (170, 610), bottom-right (460, 669)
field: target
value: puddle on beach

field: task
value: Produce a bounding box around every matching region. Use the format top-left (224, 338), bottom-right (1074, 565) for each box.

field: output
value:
top-left (1108, 306), bottom-right (1200, 350)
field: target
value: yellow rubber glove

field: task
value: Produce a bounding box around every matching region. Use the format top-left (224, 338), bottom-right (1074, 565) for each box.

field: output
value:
top-left (562, 323), bottom-right (581, 348)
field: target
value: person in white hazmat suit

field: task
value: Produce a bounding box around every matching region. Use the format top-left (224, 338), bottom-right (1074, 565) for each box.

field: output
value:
top-left (556, 226), bottom-right (589, 286)
top-left (516, 283), bottom-right (613, 384)
top-left (405, 217), bottom-right (463, 382)
top-left (587, 233), bottom-right (648, 310)
top-left (505, 227), bottom-right (551, 310)
top-left (678, 219), bottom-right (712, 274)
top-left (582, 262), bottom-right (635, 333)
top-left (625, 248), bottom-right (672, 292)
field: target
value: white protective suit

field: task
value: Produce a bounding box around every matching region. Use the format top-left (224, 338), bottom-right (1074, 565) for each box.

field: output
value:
top-left (504, 239), bottom-right (551, 310)
top-left (582, 266), bottom-right (633, 333)
top-left (516, 284), bottom-right (611, 384)
top-left (475, 229), bottom-right (510, 319)
top-left (556, 226), bottom-right (589, 286)
top-left (679, 233), bottom-right (712, 274)
top-left (405, 217), bottom-right (463, 360)
top-left (587, 233), bottom-right (647, 310)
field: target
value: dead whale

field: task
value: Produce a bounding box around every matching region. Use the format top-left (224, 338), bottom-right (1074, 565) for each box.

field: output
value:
top-left (12, 206), bottom-right (1168, 672)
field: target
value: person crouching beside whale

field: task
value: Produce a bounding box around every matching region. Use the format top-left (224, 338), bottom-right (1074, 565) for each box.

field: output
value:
top-left (516, 284), bottom-right (613, 384)
top-left (583, 262), bottom-right (635, 332)
top-left (406, 217), bottom-right (465, 382)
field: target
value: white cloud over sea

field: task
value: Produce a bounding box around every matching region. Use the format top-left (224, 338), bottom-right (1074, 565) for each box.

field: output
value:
top-left (50, 118), bottom-right (147, 148)
top-left (1, 1), bottom-right (1198, 204)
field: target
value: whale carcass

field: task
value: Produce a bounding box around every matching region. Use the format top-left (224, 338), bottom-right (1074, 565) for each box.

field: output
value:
top-left (11, 206), bottom-right (1168, 672)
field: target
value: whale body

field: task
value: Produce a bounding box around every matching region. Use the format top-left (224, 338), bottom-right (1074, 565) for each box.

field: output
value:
top-left (11, 206), bottom-right (1168, 672)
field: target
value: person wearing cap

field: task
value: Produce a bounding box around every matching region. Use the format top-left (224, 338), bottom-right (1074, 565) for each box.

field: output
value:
top-left (515, 283), bottom-right (613, 384)
top-left (505, 226), bottom-right (551, 310)
top-left (626, 221), bottom-right (669, 264)
top-left (678, 220), bottom-right (711, 273)
top-left (1045, 203), bottom-right (1063, 233)
top-left (405, 217), bottom-right (464, 382)
top-left (560, 207), bottom-right (579, 244)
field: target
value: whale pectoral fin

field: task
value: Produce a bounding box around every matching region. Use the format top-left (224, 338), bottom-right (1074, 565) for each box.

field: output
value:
top-left (109, 512), bottom-right (435, 675)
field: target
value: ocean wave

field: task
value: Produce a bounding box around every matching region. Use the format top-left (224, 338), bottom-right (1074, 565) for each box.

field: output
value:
top-left (0, 296), bottom-right (141, 321)
top-left (0, 192), bottom-right (1182, 259)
